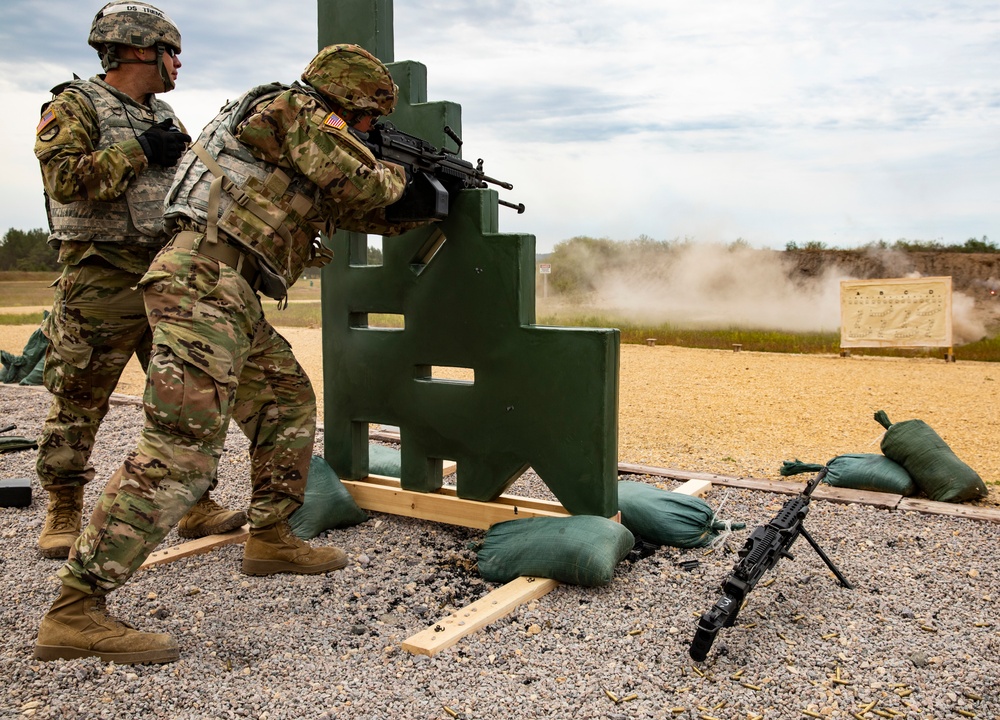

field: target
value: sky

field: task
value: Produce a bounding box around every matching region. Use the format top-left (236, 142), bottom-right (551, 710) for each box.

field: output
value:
top-left (1, 0), bottom-right (999, 255)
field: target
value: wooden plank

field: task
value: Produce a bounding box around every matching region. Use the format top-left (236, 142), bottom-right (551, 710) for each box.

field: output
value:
top-left (402, 576), bottom-right (559, 656)
top-left (357, 474), bottom-right (568, 514)
top-left (704, 476), bottom-right (808, 496)
top-left (812, 485), bottom-right (902, 510)
top-left (671, 479), bottom-right (713, 497)
top-left (619, 461), bottom-right (730, 484)
top-left (139, 525), bottom-right (249, 570)
top-left (897, 498), bottom-right (1000, 523)
top-left (370, 430), bottom-right (401, 443)
top-left (342, 477), bottom-right (570, 530)
top-left (109, 392), bottom-right (142, 407)
top-left (400, 481), bottom-right (708, 656)
top-left (619, 461), bottom-right (907, 508)
top-left (619, 462), bottom-right (807, 495)
top-left (135, 474), bottom-right (573, 572)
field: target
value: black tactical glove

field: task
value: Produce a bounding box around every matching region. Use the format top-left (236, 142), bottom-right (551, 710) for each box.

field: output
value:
top-left (136, 118), bottom-right (191, 167)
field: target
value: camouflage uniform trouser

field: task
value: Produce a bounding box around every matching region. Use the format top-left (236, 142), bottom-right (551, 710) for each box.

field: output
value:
top-left (37, 260), bottom-right (153, 491)
top-left (37, 260), bottom-right (223, 498)
top-left (61, 241), bottom-right (316, 594)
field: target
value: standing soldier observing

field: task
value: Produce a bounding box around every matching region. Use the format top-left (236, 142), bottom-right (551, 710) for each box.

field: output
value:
top-left (34, 43), bottom-right (428, 664)
top-left (33, 2), bottom-right (245, 560)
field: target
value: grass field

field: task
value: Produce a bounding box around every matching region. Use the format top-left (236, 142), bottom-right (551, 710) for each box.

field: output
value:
top-left (0, 273), bottom-right (59, 306)
top-left (2, 272), bottom-right (998, 361)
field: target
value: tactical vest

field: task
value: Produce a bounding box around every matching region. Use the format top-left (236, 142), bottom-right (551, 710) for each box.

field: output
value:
top-left (46, 77), bottom-right (179, 246)
top-left (164, 82), bottom-right (335, 300)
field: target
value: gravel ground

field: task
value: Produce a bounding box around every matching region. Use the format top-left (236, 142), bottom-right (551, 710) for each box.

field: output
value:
top-left (1, 384), bottom-right (999, 720)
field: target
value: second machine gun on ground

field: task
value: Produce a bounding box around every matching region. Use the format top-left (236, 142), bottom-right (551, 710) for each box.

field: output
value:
top-left (689, 468), bottom-right (853, 662)
top-left (352, 121), bottom-right (524, 222)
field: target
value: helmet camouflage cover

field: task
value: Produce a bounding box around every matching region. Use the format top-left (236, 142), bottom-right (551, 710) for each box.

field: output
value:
top-left (88, 2), bottom-right (182, 54)
top-left (301, 44), bottom-right (397, 117)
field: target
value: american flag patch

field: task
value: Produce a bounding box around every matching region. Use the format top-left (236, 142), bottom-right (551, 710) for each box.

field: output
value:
top-left (322, 112), bottom-right (347, 130)
top-left (36, 109), bottom-right (57, 134)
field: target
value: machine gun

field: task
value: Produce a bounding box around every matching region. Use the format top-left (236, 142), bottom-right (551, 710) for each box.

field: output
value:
top-left (352, 121), bottom-right (524, 222)
top-left (689, 468), bottom-right (853, 661)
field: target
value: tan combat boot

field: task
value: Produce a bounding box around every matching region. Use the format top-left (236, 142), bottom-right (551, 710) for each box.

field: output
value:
top-left (242, 520), bottom-right (348, 576)
top-left (38, 486), bottom-right (84, 559)
top-left (34, 584), bottom-right (179, 664)
top-left (177, 490), bottom-right (247, 538)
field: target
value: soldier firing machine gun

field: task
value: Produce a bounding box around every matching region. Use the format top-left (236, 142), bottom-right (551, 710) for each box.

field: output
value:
top-left (689, 468), bottom-right (853, 662)
top-left (352, 121), bottom-right (524, 222)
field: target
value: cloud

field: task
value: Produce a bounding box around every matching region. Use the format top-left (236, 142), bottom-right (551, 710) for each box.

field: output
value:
top-left (1, 0), bottom-right (999, 252)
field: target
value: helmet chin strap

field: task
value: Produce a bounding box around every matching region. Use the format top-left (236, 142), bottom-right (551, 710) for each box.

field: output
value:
top-left (155, 47), bottom-right (175, 92)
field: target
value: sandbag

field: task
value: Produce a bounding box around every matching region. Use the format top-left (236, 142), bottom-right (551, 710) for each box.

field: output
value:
top-left (874, 410), bottom-right (987, 503)
top-left (617, 481), bottom-right (745, 548)
top-left (287, 455), bottom-right (368, 539)
top-left (0, 319), bottom-right (48, 385)
top-left (369, 443), bottom-right (402, 477)
top-left (780, 455), bottom-right (916, 496)
top-left (0, 350), bottom-right (26, 384)
top-left (475, 516), bottom-right (634, 587)
top-left (19, 356), bottom-right (45, 386)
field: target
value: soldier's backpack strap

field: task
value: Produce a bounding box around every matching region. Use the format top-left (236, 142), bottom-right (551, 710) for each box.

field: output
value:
top-left (189, 142), bottom-right (232, 245)
top-left (40, 75), bottom-right (85, 118)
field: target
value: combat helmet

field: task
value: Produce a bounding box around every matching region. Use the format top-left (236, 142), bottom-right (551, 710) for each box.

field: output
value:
top-left (88, 2), bottom-right (182, 91)
top-left (301, 44), bottom-right (397, 118)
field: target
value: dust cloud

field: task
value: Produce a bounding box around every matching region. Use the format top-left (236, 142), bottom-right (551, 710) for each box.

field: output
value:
top-left (563, 243), bottom-right (989, 344)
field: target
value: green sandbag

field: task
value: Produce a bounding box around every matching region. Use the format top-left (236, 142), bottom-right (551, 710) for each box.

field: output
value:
top-left (287, 455), bottom-right (368, 539)
top-left (617, 481), bottom-right (745, 548)
top-left (19, 357), bottom-right (45, 386)
top-left (1, 321), bottom-right (49, 385)
top-left (369, 443), bottom-right (402, 477)
top-left (874, 410), bottom-right (987, 503)
top-left (780, 455), bottom-right (916, 496)
top-left (0, 350), bottom-right (22, 384)
top-left (475, 516), bottom-right (634, 587)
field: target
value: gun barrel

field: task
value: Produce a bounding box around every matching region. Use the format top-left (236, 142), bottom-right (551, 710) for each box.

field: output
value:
top-left (443, 125), bottom-right (463, 150)
top-left (498, 199), bottom-right (525, 214)
top-left (803, 467), bottom-right (828, 495)
top-left (479, 173), bottom-right (513, 191)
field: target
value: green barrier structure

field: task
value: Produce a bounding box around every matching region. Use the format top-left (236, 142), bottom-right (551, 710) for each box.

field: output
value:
top-left (318, 0), bottom-right (620, 517)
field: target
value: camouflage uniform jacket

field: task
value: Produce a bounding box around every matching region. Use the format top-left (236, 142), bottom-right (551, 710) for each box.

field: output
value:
top-left (164, 82), bottom-right (408, 299)
top-left (35, 76), bottom-right (183, 274)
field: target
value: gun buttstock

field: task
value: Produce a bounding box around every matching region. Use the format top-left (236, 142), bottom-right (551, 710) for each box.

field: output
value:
top-left (689, 625), bottom-right (717, 662)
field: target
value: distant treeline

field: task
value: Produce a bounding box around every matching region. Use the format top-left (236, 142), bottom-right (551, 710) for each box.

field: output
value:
top-left (785, 236), bottom-right (997, 253)
top-left (544, 234), bottom-right (998, 296)
top-left (0, 228), bottom-right (58, 272)
top-left (3, 225), bottom-right (996, 276)
top-left (0, 226), bottom-right (384, 274)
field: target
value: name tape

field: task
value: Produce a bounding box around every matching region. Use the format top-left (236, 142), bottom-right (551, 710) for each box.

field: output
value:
top-left (100, 4), bottom-right (173, 24)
